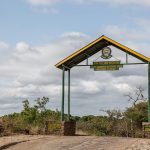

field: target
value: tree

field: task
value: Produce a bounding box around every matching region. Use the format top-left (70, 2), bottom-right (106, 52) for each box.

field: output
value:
top-left (100, 109), bottom-right (124, 136)
top-left (124, 101), bottom-right (148, 128)
top-left (34, 97), bottom-right (49, 112)
top-left (124, 86), bottom-right (148, 131)
top-left (124, 86), bottom-right (147, 107)
top-left (22, 99), bottom-right (30, 111)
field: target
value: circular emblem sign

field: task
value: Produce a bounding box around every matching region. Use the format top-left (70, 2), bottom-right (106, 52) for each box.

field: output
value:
top-left (101, 47), bottom-right (112, 59)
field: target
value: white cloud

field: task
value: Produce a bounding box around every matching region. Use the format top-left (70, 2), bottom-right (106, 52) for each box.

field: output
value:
top-left (26, 0), bottom-right (60, 6)
top-left (25, 0), bottom-right (150, 14)
top-left (73, 0), bottom-right (150, 7)
top-left (0, 32), bottom-right (92, 115)
top-left (34, 7), bottom-right (59, 14)
top-left (16, 42), bottom-right (30, 53)
top-left (0, 42), bottom-right (9, 49)
top-left (102, 22), bottom-right (150, 58)
top-left (104, 25), bottom-right (150, 42)
top-left (26, 0), bottom-right (60, 14)
top-left (80, 80), bottom-right (100, 93)
top-left (112, 75), bottom-right (147, 93)
top-left (26, 0), bottom-right (150, 7)
top-left (61, 32), bottom-right (88, 38)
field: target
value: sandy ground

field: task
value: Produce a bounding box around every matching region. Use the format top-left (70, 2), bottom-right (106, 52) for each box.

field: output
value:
top-left (1, 135), bottom-right (150, 150)
top-left (0, 135), bottom-right (48, 149)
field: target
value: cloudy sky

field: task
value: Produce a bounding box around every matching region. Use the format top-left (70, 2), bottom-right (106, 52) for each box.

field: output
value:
top-left (0, 0), bottom-right (150, 116)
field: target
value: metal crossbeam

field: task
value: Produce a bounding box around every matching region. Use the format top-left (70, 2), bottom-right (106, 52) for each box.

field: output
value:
top-left (75, 63), bottom-right (147, 67)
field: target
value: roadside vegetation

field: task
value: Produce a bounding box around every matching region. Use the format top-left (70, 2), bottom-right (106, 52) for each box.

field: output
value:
top-left (1, 97), bottom-right (61, 135)
top-left (0, 87), bottom-right (148, 138)
top-left (76, 101), bottom-right (147, 137)
top-left (76, 87), bottom-right (148, 137)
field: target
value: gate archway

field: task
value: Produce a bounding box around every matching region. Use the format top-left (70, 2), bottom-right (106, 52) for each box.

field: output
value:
top-left (55, 35), bottom-right (150, 123)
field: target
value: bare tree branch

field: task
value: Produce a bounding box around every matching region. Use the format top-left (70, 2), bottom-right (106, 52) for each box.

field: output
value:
top-left (125, 86), bottom-right (146, 106)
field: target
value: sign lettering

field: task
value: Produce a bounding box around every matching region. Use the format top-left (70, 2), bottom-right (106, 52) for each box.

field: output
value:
top-left (91, 61), bottom-right (123, 71)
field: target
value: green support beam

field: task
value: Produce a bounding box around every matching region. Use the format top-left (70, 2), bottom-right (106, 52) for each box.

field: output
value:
top-left (61, 66), bottom-right (65, 121)
top-left (148, 63), bottom-right (150, 122)
top-left (68, 69), bottom-right (71, 120)
top-left (126, 53), bottom-right (128, 64)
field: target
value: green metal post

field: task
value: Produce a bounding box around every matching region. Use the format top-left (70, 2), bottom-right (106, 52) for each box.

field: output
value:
top-left (61, 66), bottom-right (65, 121)
top-left (148, 63), bottom-right (150, 122)
top-left (126, 53), bottom-right (128, 64)
top-left (68, 69), bottom-right (70, 120)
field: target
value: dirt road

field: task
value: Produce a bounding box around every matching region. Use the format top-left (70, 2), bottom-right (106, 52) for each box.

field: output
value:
top-left (4, 136), bottom-right (150, 150)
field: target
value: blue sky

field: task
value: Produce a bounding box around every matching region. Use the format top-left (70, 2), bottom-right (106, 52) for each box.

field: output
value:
top-left (0, 0), bottom-right (150, 116)
top-left (1, 0), bottom-right (149, 45)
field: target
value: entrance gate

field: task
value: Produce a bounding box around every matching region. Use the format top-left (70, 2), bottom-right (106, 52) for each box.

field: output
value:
top-left (55, 35), bottom-right (150, 124)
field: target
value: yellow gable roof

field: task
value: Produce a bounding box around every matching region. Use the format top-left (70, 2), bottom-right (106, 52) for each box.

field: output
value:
top-left (55, 35), bottom-right (150, 70)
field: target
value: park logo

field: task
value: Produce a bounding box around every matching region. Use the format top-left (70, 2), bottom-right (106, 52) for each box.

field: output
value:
top-left (101, 47), bottom-right (112, 59)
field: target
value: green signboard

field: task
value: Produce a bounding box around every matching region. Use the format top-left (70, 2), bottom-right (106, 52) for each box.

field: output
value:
top-left (144, 126), bottom-right (150, 132)
top-left (94, 66), bottom-right (119, 71)
top-left (93, 61), bottom-right (121, 65)
top-left (142, 122), bottom-right (150, 132)
top-left (91, 61), bottom-right (123, 71)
